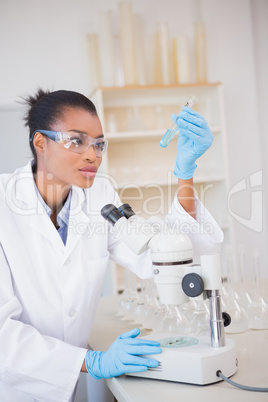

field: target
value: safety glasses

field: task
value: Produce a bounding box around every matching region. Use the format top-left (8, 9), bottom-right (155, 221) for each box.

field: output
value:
top-left (31, 130), bottom-right (108, 157)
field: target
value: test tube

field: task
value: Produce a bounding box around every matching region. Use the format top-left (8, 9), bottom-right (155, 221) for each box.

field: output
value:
top-left (159, 95), bottom-right (197, 148)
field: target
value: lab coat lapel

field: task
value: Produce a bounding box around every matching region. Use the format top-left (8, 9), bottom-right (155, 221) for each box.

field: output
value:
top-left (10, 161), bottom-right (65, 251)
top-left (62, 186), bottom-right (90, 264)
top-left (27, 213), bottom-right (65, 251)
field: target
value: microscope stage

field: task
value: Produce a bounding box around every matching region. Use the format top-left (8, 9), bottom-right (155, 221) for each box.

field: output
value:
top-left (127, 333), bottom-right (238, 385)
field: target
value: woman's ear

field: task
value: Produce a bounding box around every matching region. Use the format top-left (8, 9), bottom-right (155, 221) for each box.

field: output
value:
top-left (33, 132), bottom-right (46, 153)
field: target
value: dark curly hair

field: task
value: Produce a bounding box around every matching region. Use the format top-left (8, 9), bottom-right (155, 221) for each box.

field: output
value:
top-left (22, 88), bottom-right (98, 170)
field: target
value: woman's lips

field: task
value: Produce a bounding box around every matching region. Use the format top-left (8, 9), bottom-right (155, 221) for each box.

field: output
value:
top-left (79, 166), bottom-right (97, 178)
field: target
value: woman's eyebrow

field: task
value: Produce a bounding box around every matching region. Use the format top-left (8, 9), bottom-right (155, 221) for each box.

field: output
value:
top-left (67, 129), bottom-right (104, 138)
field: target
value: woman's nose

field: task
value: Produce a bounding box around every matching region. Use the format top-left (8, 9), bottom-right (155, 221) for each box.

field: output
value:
top-left (82, 144), bottom-right (97, 162)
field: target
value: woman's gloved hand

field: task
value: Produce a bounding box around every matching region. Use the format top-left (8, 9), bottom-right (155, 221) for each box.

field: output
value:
top-left (85, 328), bottom-right (162, 379)
top-left (173, 106), bottom-right (214, 180)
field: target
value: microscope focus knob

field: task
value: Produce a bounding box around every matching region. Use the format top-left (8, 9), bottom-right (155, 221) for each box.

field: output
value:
top-left (182, 273), bottom-right (204, 297)
top-left (222, 312), bottom-right (232, 327)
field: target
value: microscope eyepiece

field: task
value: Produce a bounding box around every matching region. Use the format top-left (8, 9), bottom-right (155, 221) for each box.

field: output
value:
top-left (118, 204), bottom-right (135, 219)
top-left (101, 204), bottom-right (124, 226)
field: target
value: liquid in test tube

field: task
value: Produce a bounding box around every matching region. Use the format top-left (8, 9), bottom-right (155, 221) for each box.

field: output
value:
top-left (159, 95), bottom-right (197, 148)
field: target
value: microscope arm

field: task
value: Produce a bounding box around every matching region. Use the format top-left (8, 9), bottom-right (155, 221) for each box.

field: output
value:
top-left (181, 255), bottom-right (226, 347)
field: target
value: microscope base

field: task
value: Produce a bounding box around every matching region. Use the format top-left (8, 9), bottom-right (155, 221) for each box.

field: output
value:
top-left (127, 334), bottom-right (237, 385)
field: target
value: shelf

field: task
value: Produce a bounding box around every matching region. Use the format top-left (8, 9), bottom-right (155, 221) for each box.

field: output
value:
top-left (112, 175), bottom-right (226, 190)
top-left (90, 83), bottom-right (222, 97)
top-left (106, 126), bottom-right (221, 142)
top-left (106, 129), bottom-right (164, 141)
top-left (194, 175), bottom-right (226, 183)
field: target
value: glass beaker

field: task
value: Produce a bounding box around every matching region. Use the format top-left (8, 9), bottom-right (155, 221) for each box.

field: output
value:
top-left (190, 299), bottom-right (210, 337)
top-left (157, 305), bottom-right (190, 335)
top-left (222, 246), bottom-right (249, 333)
top-left (247, 247), bottom-right (268, 330)
top-left (236, 244), bottom-right (252, 310)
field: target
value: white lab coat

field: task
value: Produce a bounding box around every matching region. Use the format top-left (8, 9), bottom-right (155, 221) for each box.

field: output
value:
top-left (0, 161), bottom-right (223, 402)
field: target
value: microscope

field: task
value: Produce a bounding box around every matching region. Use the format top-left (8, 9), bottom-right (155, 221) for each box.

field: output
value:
top-left (101, 203), bottom-right (238, 385)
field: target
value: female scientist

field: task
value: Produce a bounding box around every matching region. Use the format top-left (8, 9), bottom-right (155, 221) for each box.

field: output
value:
top-left (0, 89), bottom-right (223, 402)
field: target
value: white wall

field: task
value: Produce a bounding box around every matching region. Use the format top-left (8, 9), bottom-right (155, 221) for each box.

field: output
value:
top-left (0, 0), bottom-right (267, 277)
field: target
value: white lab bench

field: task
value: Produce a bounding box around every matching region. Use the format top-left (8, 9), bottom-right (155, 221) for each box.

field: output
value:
top-left (89, 296), bottom-right (268, 402)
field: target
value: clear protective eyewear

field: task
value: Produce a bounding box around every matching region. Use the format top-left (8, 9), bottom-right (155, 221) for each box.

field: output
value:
top-left (31, 129), bottom-right (108, 157)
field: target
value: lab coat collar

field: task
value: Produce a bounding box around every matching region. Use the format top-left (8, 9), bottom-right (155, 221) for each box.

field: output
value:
top-left (11, 160), bottom-right (41, 207)
top-left (7, 161), bottom-right (91, 260)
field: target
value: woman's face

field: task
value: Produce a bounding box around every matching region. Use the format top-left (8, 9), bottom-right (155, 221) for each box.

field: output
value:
top-left (40, 107), bottom-right (104, 189)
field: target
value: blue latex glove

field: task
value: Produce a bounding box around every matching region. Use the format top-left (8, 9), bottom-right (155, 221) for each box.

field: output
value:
top-left (173, 106), bottom-right (214, 180)
top-left (85, 328), bottom-right (162, 379)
